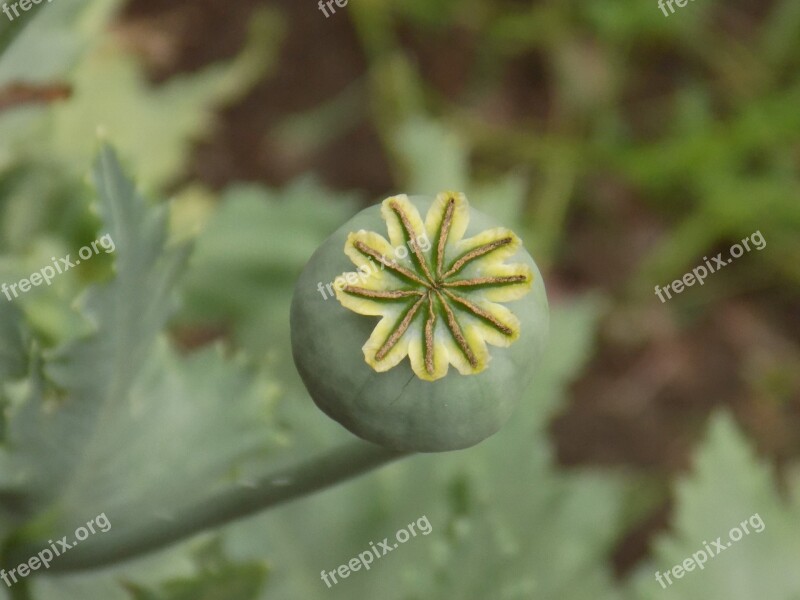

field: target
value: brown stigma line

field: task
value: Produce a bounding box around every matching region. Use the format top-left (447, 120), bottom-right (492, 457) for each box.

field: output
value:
top-left (375, 294), bottom-right (427, 361)
top-left (342, 286), bottom-right (424, 300)
top-left (435, 196), bottom-right (456, 279)
top-left (424, 292), bottom-right (436, 374)
top-left (440, 275), bottom-right (528, 289)
top-left (441, 237), bottom-right (514, 280)
top-left (442, 289), bottom-right (514, 337)
top-left (389, 200), bottom-right (436, 284)
top-left (436, 290), bottom-right (479, 368)
top-left (353, 240), bottom-right (430, 287)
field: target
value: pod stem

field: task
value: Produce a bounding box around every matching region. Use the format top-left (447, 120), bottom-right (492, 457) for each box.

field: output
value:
top-left (10, 439), bottom-right (410, 574)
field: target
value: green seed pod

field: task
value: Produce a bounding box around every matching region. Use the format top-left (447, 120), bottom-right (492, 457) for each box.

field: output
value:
top-left (291, 192), bottom-right (549, 452)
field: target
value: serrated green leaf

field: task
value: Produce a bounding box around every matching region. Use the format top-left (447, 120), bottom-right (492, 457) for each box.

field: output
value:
top-left (630, 412), bottom-right (800, 600)
top-left (1, 5), bottom-right (281, 190)
top-left (1, 145), bottom-right (190, 512)
top-left (0, 147), bottom-right (288, 576)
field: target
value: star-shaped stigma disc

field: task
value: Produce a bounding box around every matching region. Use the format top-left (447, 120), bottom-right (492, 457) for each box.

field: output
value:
top-left (334, 192), bottom-right (533, 381)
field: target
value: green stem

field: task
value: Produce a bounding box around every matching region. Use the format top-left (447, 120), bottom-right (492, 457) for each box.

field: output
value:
top-left (11, 439), bottom-right (410, 574)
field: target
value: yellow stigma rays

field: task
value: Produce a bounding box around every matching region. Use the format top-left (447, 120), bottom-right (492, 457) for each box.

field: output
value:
top-left (334, 192), bottom-right (533, 381)
top-left (388, 200), bottom-right (437, 283)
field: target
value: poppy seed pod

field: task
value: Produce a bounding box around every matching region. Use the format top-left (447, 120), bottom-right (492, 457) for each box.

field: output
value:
top-left (291, 192), bottom-right (549, 452)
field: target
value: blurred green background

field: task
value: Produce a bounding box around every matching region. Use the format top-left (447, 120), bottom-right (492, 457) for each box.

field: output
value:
top-left (0, 0), bottom-right (798, 598)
